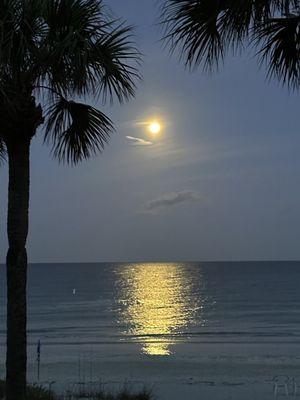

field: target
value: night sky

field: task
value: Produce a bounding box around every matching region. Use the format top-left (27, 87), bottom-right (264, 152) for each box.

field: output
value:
top-left (0, 0), bottom-right (299, 263)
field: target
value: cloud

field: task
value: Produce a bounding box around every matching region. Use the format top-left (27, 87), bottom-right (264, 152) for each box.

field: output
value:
top-left (143, 191), bottom-right (202, 214)
top-left (126, 136), bottom-right (153, 146)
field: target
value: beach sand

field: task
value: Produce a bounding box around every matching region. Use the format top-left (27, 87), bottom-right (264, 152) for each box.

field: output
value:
top-left (1, 341), bottom-right (298, 400)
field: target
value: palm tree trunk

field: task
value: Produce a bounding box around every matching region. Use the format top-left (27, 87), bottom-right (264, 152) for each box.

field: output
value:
top-left (6, 138), bottom-right (30, 400)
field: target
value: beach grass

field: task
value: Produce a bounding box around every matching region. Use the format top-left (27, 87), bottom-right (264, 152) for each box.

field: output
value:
top-left (65, 386), bottom-right (152, 400)
top-left (0, 380), bottom-right (56, 400)
top-left (0, 380), bottom-right (152, 400)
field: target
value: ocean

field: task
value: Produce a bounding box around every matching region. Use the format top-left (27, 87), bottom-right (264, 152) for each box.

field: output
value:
top-left (1, 261), bottom-right (300, 399)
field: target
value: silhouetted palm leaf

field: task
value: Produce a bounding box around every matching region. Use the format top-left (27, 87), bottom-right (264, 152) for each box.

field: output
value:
top-left (93, 24), bottom-right (141, 102)
top-left (39, 0), bottom-right (140, 100)
top-left (161, 0), bottom-right (300, 88)
top-left (45, 98), bottom-right (114, 164)
top-left (162, 0), bottom-right (225, 70)
top-left (0, 0), bottom-right (140, 159)
top-left (256, 17), bottom-right (300, 88)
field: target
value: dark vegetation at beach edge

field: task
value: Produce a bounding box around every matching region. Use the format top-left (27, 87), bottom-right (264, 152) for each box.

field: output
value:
top-left (0, 380), bottom-right (152, 400)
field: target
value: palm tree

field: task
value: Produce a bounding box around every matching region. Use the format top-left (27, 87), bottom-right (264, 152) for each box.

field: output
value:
top-left (161, 0), bottom-right (300, 89)
top-left (0, 1), bottom-right (140, 399)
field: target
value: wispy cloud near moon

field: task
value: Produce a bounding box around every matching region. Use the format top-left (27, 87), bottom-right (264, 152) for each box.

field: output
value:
top-left (142, 191), bottom-right (202, 214)
top-left (126, 136), bottom-right (153, 146)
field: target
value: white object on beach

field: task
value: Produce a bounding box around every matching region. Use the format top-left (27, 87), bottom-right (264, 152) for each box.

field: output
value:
top-left (273, 375), bottom-right (289, 397)
top-left (72, 288), bottom-right (76, 295)
top-left (292, 376), bottom-right (300, 396)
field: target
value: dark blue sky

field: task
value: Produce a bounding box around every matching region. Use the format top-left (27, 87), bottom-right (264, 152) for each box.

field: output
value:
top-left (1, 0), bottom-right (299, 262)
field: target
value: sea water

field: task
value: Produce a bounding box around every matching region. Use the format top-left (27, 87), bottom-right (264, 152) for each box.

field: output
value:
top-left (0, 262), bottom-right (300, 398)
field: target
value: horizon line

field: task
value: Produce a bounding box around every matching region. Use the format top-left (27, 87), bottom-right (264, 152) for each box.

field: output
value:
top-left (1, 259), bottom-right (300, 265)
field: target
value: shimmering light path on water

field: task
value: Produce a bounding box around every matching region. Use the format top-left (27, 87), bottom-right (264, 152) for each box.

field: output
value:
top-left (115, 263), bottom-right (204, 355)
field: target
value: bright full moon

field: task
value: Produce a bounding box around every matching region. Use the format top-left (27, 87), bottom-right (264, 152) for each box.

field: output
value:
top-left (148, 121), bottom-right (161, 135)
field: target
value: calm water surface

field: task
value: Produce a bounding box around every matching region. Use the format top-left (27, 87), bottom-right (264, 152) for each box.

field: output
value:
top-left (1, 262), bottom-right (300, 358)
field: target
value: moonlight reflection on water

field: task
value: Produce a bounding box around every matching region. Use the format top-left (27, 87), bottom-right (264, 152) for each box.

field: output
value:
top-left (116, 263), bottom-right (203, 356)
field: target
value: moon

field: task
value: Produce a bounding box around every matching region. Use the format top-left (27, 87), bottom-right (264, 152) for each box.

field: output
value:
top-left (148, 121), bottom-right (161, 136)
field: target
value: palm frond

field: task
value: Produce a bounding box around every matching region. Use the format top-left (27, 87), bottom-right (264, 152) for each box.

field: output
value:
top-left (40, 0), bottom-right (140, 101)
top-left (161, 0), bottom-right (300, 88)
top-left (40, 0), bottom-right (104, 91)
top-left (162, 0), bottom-right (225, 71)
top-left (0, 0), bottom-right (139, 155)
top-left (160, 0), bottom-right (280, 70)
top-left (256, 17), bottom-right (300, 89)
top-left (45, 98), bottom-right (114, 164)
top-left (91, 23), bottom-right (141, 102)
top-left (44, 0), bottom-right (105, 39)
top-left (0, 0), bottom-right (46, 77)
